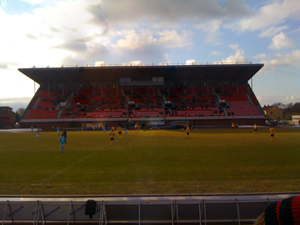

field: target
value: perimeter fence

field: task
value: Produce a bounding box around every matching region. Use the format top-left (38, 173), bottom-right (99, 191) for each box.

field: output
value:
top-left (1, 193), bottom-right (298, 224)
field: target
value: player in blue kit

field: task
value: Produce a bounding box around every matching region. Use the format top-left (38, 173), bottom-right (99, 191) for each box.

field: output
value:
top-left (36, 127), bottom-right (40, 141)
top-left (59, 133), bottom-right (67, 153)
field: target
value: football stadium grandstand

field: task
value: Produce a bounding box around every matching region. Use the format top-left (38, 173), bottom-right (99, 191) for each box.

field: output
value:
top-left (9, 63), bottom-right (287, 224)
top-left (18, 63), bottom-right (265, 130)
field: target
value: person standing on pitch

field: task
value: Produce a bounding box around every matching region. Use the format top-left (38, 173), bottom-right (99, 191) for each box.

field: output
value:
top-left (57, 126), bottom-right (60, 136)
top-left (109, 129), bottom-right (115, 144)
top-left (117, 126), bottom-right (123, 138)
top-left (231, 122), bottom-right (235, 129)
top-left (254, 123), bottom-right (258, 135)
top-left (36, 126), bottom-right (40, 141)
top-left (59, 133), bottom-right (67, 153)
top-left (270, 126), bottom-right (275, 142)
top-left (186, 125), bottom-right (191, 139)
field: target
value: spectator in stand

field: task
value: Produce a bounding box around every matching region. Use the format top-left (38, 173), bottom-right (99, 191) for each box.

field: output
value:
top-left (254, 196), bottom-right (300, 225)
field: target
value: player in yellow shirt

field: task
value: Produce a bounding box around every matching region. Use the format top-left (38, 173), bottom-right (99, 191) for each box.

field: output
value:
top-left (231, 122), bottom-right (235, 129)
top-left (135, 124), bottom-right (139, 132)
top-left (254, 123), bottom-right (258, 135)
top-left (109, 129), bottom-right (115, 144)
top-left (117, 126), bottom-right (123, 138)
top-left (270, 127), bottom-right (275, 142)
top-left (186, 125), bottom-right (191, 139)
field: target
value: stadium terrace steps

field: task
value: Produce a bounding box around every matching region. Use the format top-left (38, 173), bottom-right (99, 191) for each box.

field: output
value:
top-left (250, 94), bottom-right (259, 105)
top-left (227, 101), bottom-right (261, 116)
top-left (220, 94), bottom-right (249, 101)
top-left (24, 86), bottom-right (262, 120)
top-left (173, 108), bottom-right (222, 117)
top-left (221, 86), bottom-right (249, 93)
top-left (26, 109), bottom-right (59, 119)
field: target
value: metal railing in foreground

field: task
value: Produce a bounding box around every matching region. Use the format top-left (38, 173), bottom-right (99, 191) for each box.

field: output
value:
top-left (0, 193), bottom-right (299, 224)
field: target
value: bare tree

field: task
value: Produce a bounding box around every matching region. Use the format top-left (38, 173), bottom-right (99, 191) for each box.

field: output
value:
top-left (271, 102), bottom-right (286, 109)
top-left (286, 102), bottom-right (294, 110)
top-left (16, 107), bottom-right (25, 117)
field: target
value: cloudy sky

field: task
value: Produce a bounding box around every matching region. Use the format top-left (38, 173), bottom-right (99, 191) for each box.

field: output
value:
top-left (0, 0), bottom-right (299, 111)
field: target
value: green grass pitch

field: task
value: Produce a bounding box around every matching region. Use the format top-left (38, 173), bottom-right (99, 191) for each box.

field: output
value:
top-left (0, 128), bottom-right (300, 195)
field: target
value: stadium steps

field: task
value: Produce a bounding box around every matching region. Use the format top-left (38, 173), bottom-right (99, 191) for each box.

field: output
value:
top-left (33, 97), bottom-right (40, 109)
top-left (211, 87), bottom-right (216, 95)
top-left (22, 92), bottom-right (39, 119)
top-left (246, 94), bottom-right (254, 105)
top-left (214, 91), bottom-right (228, 116)
top-left (56, 92), bottom-right (74, 119)
top-left (56, 107), bottom-right (64, 119)
top-left (120, 88), bottom-right (125, 96)
top-left (22, 109), bottom-right (30, 120)
top-left (247, 84), bottom-right (265, 115)
top-left (156, 87), bottom-right (162, 95)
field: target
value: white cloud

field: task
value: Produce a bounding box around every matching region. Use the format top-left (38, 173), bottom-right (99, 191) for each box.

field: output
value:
top-left (87, 0), bottom-right (226, 29)
top-left (286, 95), bottom-right (300, 102)
top-left (94, 61), bottom-right (108, 66)
top-left (122, 61), bottom-right (144, 66)
top-left (195, 19), bottom-right (222, 43)
top-left (21, 0), bottom-right (42, 5)
top-left (111, 29), bottom-right (157, 51)
top-left (158, 30), bottom-right (193, 48)
top-left (163, 54), bottom-right (170, 64)
top-left (257, 95), bottom-right (300, 107)
top-left (229, 44), bottom-right (239, 50)
top-left (185, 59), bottom-right (197, 65)
top-left (211, 51), bottom-right (223, 56)
top-left (111, 29), bottom-right (192, 51)
top-left (0, 97), bottom-right (32, 112)
top-left (228, 0), bottom-right (300, 32)
top-left (219, 47), bottom-right (249, 64)
top-left (259, 26), bottom-right (289, 37)
top-left (0, 62), bottom-right (9, 70)
top-left (260, 50), bottom-right (300, 73)
top-left (269, 32), bottom-right (294, 49)
top-left (253, 53), bottom-right (266, 60)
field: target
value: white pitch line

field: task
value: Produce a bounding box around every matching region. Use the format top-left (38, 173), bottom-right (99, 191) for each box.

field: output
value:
top-left (39, 137), bottom-right (122, 184)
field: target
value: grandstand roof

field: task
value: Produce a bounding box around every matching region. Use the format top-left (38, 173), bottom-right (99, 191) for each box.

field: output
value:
top-left (18, 63), bottom-right (263, 85)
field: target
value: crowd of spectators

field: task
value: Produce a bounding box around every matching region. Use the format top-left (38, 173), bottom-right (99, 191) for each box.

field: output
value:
top-left (37, 89), bottom-right (70, 110)
top-left (32, 86), bottom-right (252, 119)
